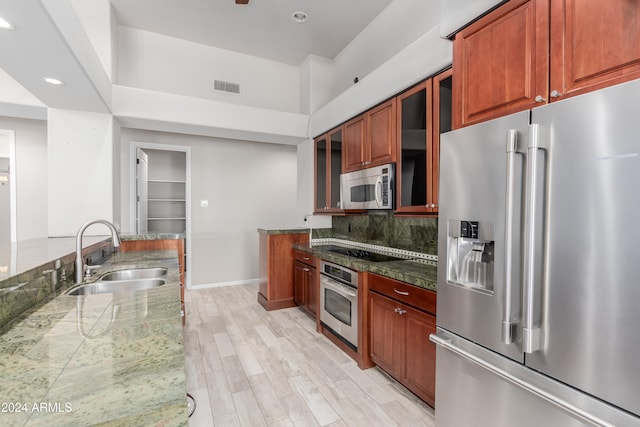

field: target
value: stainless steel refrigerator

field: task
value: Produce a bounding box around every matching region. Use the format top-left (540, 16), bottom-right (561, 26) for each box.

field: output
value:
top-left (431, 78), bottom-right (640, 426)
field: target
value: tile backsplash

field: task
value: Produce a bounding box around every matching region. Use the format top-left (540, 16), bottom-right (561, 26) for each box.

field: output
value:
top-left (328, 213), bottom-right (438, 255)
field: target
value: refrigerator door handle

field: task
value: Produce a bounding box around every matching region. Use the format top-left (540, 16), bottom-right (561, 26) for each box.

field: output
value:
top-left (522, 124), bottom-right (548, 353)
top-left (429, 332), bottom-right (614, 427)
top-left (502, 129), bottom-right (524, 345)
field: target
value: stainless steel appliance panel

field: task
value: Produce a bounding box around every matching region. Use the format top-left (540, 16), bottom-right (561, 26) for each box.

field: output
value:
top-left (340, 163), bottom-right (394, 210)
top-left (431, 328), bottom-right (639, 427)
top-left (438, 110), bottom-right (530, 363)
top-left (526, 79), bottom-right (640, 416)
top-left (319, 262), bottom-right (358, 349)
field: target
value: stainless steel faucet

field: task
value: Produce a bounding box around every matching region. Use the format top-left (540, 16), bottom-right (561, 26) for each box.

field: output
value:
top-left (75, 219), bottom-right (121, 284)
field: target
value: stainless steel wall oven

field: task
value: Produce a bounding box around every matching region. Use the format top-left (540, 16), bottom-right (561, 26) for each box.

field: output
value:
top-left (319, 261), bottom-right (358, 350)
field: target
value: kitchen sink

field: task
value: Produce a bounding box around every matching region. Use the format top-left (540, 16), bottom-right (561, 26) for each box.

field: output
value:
top-left (98, 267), bottom-right (167, 281)
top-left (66, 278), bottom-right (166, 296)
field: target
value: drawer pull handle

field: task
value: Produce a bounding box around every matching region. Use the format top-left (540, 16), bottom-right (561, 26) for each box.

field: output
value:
top-left (303, 257), bottom-right (310, 260)
top-left (303, 268), bottom-right (310, 272)
top-left (394, 308), bottom-right (407, 315)
top-left (394, 288), bottom-right (409, 296)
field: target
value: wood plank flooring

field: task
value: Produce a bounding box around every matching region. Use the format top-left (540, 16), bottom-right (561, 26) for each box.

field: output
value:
top-left (184, 283), bottom-right (436, 427)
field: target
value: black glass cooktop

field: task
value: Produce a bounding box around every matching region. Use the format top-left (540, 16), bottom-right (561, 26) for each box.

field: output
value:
top-left (323, 245), bottom-right (405, 262)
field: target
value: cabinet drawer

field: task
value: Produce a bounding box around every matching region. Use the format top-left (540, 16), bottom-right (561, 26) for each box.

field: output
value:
top-left (368, 273), bottom-right (436, 315)
top-left (293, 249), bottom-right (316, 266)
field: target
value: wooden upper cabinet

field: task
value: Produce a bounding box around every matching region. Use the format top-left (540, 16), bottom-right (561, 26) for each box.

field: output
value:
top-left (550, 0), bottom-right (640, 100)
top-left (453, 0), bottom-right (640, 128)
top-left (343, 99), bottom-right (397, 173)
top-left (453, 0), bottom-right (550, 128)
top-left (368, 99), bottom-right (397, 167)
top-left (343, 114), bottom-right (366, 172)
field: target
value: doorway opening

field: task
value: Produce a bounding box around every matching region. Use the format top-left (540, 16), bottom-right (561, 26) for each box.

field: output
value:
top-left (130, 142), bottom-right (191, 287)
top-left (0, 129), bottom-right (16, 245)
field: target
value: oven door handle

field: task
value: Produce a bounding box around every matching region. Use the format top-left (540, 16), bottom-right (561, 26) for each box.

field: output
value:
top-left (321, 276), bottom-right (357, 298)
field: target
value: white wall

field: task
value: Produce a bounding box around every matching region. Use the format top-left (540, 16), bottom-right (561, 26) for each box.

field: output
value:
top-left (318, 0), bottom-right (441, 108)
top-left (0, 117), bottom-right (48, 240)
top-left (439, 0), bottom-right (505, 37)
top-left (0, 157), bottom-right (10, 244)
top-left (309, 26), bottom-right (452, 137)
top-left (47, 108), bottom-right (114, 236)
top-left (70, 0), bottom-right (116, 80)
top-left (300, 55), bottom-right (335, 115)
top-left (117, 27), bottom-right (301, 114)
top-left (119, 128), bottom-right (298, 287)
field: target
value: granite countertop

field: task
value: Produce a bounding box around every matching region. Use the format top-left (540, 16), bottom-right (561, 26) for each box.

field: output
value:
top-left (0, 234), bottom-right (184, 284)
top-left (0, 249), bottom-right (186, 427)
top-left (0, 237), bottom-right (110, 283)
top-left (257, 227), bottom-right (309, 235)
top-left (120, 233), bottom-right (185, 241)
top-left (295, 243), bottom-right (437, 292)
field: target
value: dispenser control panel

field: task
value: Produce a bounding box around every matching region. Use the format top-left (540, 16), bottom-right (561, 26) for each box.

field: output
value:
top-left (447, 220), bottom-right (495, 293)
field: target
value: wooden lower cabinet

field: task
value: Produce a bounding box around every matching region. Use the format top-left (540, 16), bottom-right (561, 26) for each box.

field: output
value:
top-left (257, 231), bottom-right (309, 311)
top-left (120, 238), bottom-right (186, 320)
top-left (368, 274), bottom-right (436, 407)
top-left (293, 249), bottom-right (318, 317)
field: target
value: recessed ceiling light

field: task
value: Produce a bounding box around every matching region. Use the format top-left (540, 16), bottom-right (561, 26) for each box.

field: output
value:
top-left (291, 11), bottom-right (308, 23)
top-left (43, 77), bottom-right (64, 86)
top-left (0, 16), bottom-right (14, 30)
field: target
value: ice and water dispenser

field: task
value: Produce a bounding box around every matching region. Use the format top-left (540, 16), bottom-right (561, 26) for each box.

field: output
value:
top-left (447, 220), bottom-right (494, 292)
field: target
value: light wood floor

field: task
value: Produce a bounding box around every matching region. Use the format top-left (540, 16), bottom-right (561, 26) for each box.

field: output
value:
top-left (183, 283), bottom-right (436, 427)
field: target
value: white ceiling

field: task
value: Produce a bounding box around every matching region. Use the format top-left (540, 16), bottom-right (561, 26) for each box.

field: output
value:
top-left (109, 0), bottom-right (395, 66)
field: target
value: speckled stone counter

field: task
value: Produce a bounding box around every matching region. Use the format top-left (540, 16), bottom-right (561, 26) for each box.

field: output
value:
top-left (0, 249), bottom-right (186, 427)
top-left (0, 237), bottom-right (110, 283)
top-left (294, 244), bottom-right (437, 291)
top-left (257, 227), bottom-right (309, 235)
top-left (120, 233), bottom-right (185, 241)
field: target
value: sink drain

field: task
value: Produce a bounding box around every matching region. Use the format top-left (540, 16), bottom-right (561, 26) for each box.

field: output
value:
top-left (187, 393), bottom-right (196, 417)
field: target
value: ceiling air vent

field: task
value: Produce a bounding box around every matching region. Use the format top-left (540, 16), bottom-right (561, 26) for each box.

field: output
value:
top-left (214, 80), bottom-right (240, 94)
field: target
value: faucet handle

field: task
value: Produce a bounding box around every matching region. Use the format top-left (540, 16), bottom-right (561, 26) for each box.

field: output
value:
top-left (84, 264), bottom-right (101, 278)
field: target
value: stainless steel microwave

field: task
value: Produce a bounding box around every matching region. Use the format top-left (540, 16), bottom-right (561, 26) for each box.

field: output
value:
top-left (340, 163), bottom-right (394, 210)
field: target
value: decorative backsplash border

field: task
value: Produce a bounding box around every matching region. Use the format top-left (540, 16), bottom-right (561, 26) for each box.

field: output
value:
top-left (311, 237), bottom-right (438, 266)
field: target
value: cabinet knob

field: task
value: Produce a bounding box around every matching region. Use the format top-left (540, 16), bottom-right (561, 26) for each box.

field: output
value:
top-left (534, 95), bottom-right (546, 103)
top-left (550, 90), bottom-right (562, 98)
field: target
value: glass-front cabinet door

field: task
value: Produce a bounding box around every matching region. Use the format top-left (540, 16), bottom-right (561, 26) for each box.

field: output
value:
top-left (315, 127), bottom-right (343, 213)
top-left (396, 80), bottom-right (432, 214)
top-left (315, 136), bottom-right (328, 211)
top-left (395, 68), bottom-right (452, 215)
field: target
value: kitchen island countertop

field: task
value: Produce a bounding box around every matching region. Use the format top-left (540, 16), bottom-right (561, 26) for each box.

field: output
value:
top-left (0, 249), bottom-right (186, 426)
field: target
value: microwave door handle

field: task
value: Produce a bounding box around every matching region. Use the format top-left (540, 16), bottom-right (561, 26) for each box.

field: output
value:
top-left (375, 176), bottom-right (383, 207)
